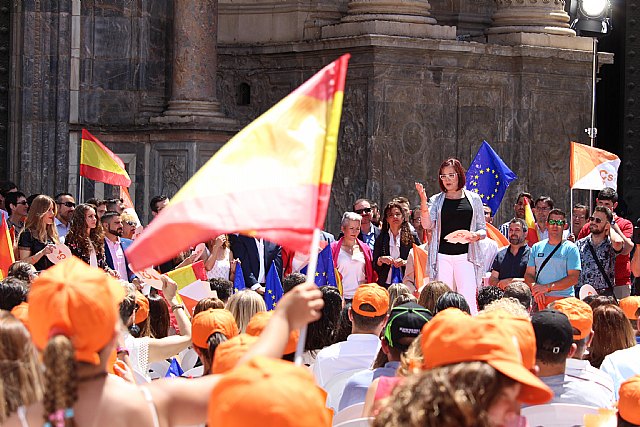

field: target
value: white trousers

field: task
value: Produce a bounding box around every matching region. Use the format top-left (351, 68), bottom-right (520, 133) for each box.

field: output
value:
top-left (436, 253), bottom-right (478, 314)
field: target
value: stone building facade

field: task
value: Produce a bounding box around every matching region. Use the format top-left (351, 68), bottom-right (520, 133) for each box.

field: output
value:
top-left (4, 0), bottom-right (619, 231)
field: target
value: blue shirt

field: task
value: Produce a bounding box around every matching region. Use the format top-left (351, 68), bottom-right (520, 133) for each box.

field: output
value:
top-left (337, 361), bottom-right (400, 411)
top-left (527, 239), bottom-right (581, 297)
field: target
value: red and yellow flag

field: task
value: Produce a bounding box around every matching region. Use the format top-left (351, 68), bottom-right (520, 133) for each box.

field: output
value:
top-left (126, 55), bottom-right (350, 271)
top-left (80, 129), bottom-right (132, 187)
top-left (523, 197), bottom-right (539, 245)
top-left (0, 219), bottom-right (15, 277)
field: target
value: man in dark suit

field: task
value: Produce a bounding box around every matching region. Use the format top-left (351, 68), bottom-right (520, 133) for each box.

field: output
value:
top-left (229, 234), bottom-right (282, 294)
top-left (102, 212), bottom-right (136, 282)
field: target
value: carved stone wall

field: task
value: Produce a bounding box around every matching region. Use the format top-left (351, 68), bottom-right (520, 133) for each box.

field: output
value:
top-left (217, 39), bottom-right (600, 232)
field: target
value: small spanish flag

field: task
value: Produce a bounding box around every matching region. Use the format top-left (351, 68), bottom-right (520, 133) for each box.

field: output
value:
top-left (80, 129), bottom-right (132, 187)
top-left (523, 197), bottom-right (539, 246)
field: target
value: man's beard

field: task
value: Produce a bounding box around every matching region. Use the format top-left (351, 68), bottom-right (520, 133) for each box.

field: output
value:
top-left (110, 227), bottom-right (123, 237)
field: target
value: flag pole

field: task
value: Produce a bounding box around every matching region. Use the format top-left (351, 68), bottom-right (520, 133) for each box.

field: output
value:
top-left (570, 188), bottom-right (574, 234)
top-left (294, 227), bottom-right (321, 366)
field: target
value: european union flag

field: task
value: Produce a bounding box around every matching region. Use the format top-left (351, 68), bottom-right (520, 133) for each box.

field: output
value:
top-left (300, 245), bottom-right (338, 288)
top-left (233, 262), bottom-right (246, 293)
top-left (465, 141), bottom-right (517, 214)
top-left (391, 266), bottom-right (403, 284)
top-left (165, 358), bottom-right (184, 378)
top-left (264, 261), bottom-right (283, 311)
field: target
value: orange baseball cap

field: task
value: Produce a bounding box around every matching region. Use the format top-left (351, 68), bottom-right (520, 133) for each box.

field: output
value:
top-left (619, 296), bottom-right (640, 320)
top-left (134, 291), bottom-right (149, 324)
top-left (245, 311), bottom-right (299, 354)
top-left (618, 375), bottom-right (640, 424)
top-left (421, 308), bottom-right (552, 405)
top-left (192, 308), bottom-right (239, 348)
top-left (28, 257), bottom-right (126, 365)
top-left (476, 309), bottom-right (536, 370)
top-left (551, 297), bottom-right (593, 340)
top-left (10, 301), bottom-right (29, 330)
top-left (352, 283), bottom-right (389, 317)
top-left (208, 356), bottom-right (332, 427)
top-left (211, 333), bottom-right (259, 374)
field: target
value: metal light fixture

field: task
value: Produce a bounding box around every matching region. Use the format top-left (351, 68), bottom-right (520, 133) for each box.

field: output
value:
top-left (569, 0), bottom-right (612, 36)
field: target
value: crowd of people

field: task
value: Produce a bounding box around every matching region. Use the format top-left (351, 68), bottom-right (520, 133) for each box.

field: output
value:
top-left (1, 155), bottom-right (640, 426)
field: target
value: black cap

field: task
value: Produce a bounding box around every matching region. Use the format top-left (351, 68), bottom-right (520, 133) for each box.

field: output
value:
top-left (383, 302), bottom-right (433, 351)
top-left (531, 310), bottom-right (573, 355)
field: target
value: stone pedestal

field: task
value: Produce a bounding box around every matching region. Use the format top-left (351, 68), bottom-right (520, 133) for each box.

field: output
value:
top-left (321, 0), bottom-right (458, 39)
top-left (153, 0), bottom-right (233, 124)
top-left (488, 0), bottom-right (575, 36)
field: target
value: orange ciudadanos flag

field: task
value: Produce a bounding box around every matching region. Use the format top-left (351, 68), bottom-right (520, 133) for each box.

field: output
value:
top-left (80, 129), bottom-right (132, 187)
top-left (486, 223), bottom-right (509, 248)
top-left (126, 55), bottom-right (350, 271)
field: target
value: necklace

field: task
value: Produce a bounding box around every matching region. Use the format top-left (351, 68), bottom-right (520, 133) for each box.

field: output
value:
top-left (77, 371), bottom-right (108, 382)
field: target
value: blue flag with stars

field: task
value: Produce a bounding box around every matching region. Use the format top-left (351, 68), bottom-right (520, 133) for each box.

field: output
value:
top-left (233, 262), bottom-right (246, 293)
top-left (465, 141), bottom-right (517, 214)
top-left (391, 266), bottom-right (403, 284)
top-left (300, 245), bottom-right (338, 287)
top-left (264, 261), bottom-right (284, 311)
top-left (165, 357), bottom-right (184, 378)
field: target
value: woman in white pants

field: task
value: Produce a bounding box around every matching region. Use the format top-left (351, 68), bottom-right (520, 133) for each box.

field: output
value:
top-left (417, 158), bottom-right (486, 314)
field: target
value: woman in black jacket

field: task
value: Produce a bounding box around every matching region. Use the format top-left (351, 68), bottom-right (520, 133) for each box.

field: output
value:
top-left (373, 200), bottom-right (421, 288)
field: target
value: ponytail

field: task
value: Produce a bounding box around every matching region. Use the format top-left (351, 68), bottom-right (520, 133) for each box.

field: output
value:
top-left (42, 335), bottom-right (77, 427)
top-left (197, 331), bottom-right (228, 375)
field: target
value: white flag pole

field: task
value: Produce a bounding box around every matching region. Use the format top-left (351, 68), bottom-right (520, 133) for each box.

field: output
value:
top-left (294, 227), bottom-right (321, 366)
top-left (570, 188), bottom-right (574, 233)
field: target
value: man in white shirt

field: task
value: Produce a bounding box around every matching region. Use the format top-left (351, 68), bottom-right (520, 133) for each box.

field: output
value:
top-left (101, 212), bottom-right (135, 282)
top-left (313, 283), bottom-right (389, 389)
top-left (551, 298), bottom-right (615, 399)
top-left (529, 310), bottom-right (615, 408)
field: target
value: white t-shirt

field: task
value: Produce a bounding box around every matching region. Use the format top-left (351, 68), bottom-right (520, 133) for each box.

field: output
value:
top-left (337, 248), bottom-right (366, 299)
top-left (312, 334), bottom-right (381, 388)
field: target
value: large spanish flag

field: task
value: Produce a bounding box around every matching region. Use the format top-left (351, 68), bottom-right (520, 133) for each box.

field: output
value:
top-left (126, 55), bottom-right (350, 271)
top-left (0, 219), bottom-right (15, 277)
top-left (570, 141), bottom-right (620, 191)
top-left (80, 129), bottom-right (132, 187)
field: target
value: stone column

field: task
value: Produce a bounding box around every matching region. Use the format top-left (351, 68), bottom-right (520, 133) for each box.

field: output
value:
top-left (487, 0), bottom-right (576, 36)
top-left (157, 0), bottom-right (227, 121)
top-left (342, 0), bottom-right (436, 24)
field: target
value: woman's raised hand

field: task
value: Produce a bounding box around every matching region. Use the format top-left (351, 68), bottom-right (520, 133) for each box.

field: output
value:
top-left (415, 182), bottom-right (428, 202)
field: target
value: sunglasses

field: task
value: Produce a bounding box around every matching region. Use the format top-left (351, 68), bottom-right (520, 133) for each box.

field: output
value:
top-left (547, 219), bottom-right (566, 226)
top-left (57, 201), bottom-right (76, 208)
top-left (589, 216), bottom-right (605, 224)
top-left (355, 208), bottom-right (371, 215)
top-left (439, 173), bottom-right (458, 180)
top-left (16, 201), bottom-right (28, 205)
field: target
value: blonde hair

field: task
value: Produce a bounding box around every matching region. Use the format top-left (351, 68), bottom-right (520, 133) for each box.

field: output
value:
top-left (225, 290), bottom-right (267, 333)
top-left (418, 281), bottom-right (450, 313)
top-left (397, 333), bottom-right (423, 377)
top-left (480, 297), bottom-right (529, 318)
top-left (42, 335), bottom-right (77, 426)
top-left (373, 362), bottom-right (516, 427)
top-left (120, 212), bottom-right (138, 226)
top-left (21, 195), bottom-right (59, 244)
top-left (0, 311), bottom-right (44, 424)
top-left (388, 283), bottom-right (411, 312)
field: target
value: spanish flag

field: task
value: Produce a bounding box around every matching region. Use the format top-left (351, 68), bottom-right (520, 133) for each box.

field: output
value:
top-left (523, 197), bottom-right (539, 245)
top-left (0, 219), bottom-right (15, 277)
top-left (80, 129), bottom-right (132, 187)
top-left (126, 55), bottom-right (350, 271)
top-left (570, 142), bottom-right (620, 191)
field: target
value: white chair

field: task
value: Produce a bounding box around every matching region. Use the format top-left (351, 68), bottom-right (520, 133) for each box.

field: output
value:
top-left (183, 365), bottom-right (205, 378)
top-left (333, 402), bottom-right (365, 426)
top-left (333, 417), bottom-right (373, 427)
top-left (180, 348), bottom-right (200, 371)
top-left (148, 360), bottom-right (170, 380)
top-left (522, 403), bottom-right (599, 427)
top-left (324, 369), bottom-right (364, 412)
